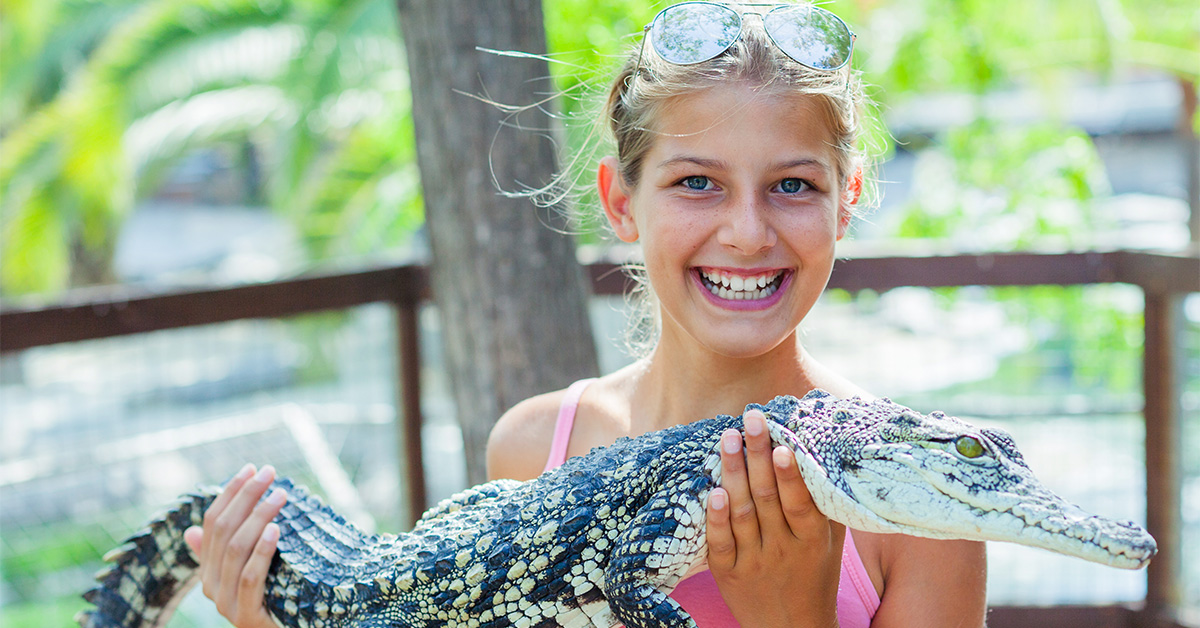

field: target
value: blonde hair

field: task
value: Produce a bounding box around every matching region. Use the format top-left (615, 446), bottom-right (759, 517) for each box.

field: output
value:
top-left (606, 5), bottom-right (869, 191)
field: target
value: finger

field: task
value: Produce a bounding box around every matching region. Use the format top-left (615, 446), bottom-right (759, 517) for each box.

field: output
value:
top-left (207, 465), bottom-right (276, 602)
top-left (233, 521), bottom-right (282, 625)
top-left (718, 428), bottom-right (760, 543)
top-left (773, 446), bottom-right (832, 541)
top-left (199, 463), bottom-right (256, 596)
top-left (742, 410), bottom-right (788, 532)
top-left (203, 463), bottom-right (256, 536)
top-left (216, 486), bottom-right (286, 616)
top-left (184, 526), bottom-right (203, 558)
top-left (705, 488), bottom-right (737, 572)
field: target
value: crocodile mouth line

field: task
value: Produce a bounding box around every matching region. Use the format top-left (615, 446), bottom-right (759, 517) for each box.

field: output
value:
top-left (931, 490), bottom-right (1151, 563)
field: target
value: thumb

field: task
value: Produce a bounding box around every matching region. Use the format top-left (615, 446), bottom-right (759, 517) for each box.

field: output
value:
top-left (183, 526), bottom-right (204, 557)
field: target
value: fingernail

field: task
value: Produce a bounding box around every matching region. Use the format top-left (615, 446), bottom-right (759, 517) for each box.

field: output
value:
top-left (254, 465), bottom-right (273, 483)
top-left (745, 413), bottom-right (763, 437)
top-left (722, 431), bottom-right (741, 454)
top-left (710, 491), bottom-right (727, 510)
top-left (235, 463), bottom-right (255, 481)
top-left (262, 523), bottom-right (280, 543)
top-left (773, 447), bottom-right (791, 469)
top-left (266, 489), bottom-right (287, 505)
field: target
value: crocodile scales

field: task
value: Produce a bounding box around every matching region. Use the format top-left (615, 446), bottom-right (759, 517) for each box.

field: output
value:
top-left (78, 391), bottom-right (1156, 628)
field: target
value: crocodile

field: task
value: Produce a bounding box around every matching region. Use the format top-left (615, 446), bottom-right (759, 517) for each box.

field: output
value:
top-left (77, 390), bottom-right (1156, 628)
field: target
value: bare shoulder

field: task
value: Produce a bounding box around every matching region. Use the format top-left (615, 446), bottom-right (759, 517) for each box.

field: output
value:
top-left (486, 389), bottom-right (567, 482)
top-left (802, 353), bottom-right (873, 401)
top-left (487, 372), bottom-right (637, 482)
top-left (854, 530), bottom-right (987, 627)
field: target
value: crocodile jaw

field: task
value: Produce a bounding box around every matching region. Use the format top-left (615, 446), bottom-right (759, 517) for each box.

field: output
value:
top-left (843, 458), bottom-right (1157, 569)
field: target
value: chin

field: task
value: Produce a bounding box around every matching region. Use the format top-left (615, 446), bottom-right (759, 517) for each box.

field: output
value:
top-left (699, 326), bottom-right (798, 361)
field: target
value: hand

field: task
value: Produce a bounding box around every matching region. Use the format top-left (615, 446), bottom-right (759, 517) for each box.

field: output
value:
top-left (706, 410), bottom-right (844, 628)
top-left (183, 463), bottom-right (286, 628)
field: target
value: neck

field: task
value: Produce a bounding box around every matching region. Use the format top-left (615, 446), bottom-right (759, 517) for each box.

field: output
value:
top-left (627, 327), bottom-right (820, 434)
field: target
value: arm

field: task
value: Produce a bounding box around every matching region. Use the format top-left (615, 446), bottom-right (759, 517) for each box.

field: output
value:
top-left (869, 535), bottom-right (987, 627)
top-left (706, 409), bottom-right (842, 628)
top-left (182, 463), bottom-right (286, 628)
top-left (486, 392), bottom-right (563, 481)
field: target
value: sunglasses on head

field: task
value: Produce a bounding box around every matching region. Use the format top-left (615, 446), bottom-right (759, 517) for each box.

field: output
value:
top-left (635, 2), bottom-right (856, 75)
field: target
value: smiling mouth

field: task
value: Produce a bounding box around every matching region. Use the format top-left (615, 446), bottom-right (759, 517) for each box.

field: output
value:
top-left (697, 268), bottom-right (787, 301)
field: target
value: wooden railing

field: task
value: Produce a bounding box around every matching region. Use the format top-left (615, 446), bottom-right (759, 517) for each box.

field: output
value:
top-left (1, 250), bottom-right (1196, 628)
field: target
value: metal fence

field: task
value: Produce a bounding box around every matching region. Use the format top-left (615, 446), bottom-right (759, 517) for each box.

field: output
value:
top-left (1, 250), bottom-right (1196, 628)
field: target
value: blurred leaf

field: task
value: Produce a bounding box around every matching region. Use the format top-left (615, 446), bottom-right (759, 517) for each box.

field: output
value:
top-left (1, 192), bottom-right (71, 294)
top-left (1, 0), bottom-right (415, 295)
top-left (894, 120), bottom-right (1112, 248)
top-left (292, 110), bottom-right (422, 260)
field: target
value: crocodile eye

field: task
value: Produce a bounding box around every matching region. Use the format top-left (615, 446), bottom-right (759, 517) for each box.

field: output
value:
top-left (955, 436), bottom-right (986, 459)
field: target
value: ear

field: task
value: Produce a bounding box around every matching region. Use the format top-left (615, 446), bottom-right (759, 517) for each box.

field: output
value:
top-left (837, 166), bottom-right (862, 241)
top-left (598, 156), bottom-right (639, 243)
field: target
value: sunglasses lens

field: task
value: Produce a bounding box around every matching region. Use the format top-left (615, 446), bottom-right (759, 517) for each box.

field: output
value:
top-left (650, 3), bottom-right (741, 65)
top-left (764, 5), bottom-right (854, 70)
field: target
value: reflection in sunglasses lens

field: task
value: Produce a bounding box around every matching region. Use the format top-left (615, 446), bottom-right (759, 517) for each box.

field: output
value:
top-left (764, 6), bottom-right (852, 70)
top-left (651, 3), bottom-right (741, 64)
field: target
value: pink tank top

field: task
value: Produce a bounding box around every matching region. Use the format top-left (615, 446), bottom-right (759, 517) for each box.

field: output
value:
top-left (543, 379), bottom-right (880, 628)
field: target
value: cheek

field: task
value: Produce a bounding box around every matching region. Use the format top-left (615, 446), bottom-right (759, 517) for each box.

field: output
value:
top-left (642, 211), bottom-right (707, 259)
top-left (781, 207), bottom-right (840, 250)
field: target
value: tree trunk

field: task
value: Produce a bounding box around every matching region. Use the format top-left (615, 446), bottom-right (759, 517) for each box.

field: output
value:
top-left (395, 0), bottom-right (600, 486)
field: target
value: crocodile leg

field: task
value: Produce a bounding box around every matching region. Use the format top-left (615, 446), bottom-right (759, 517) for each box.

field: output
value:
top-left (602, 488), bottom-right (708, 628)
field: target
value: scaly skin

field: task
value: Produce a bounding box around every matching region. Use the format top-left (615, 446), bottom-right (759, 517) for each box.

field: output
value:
top-left (77, 390), bottom-right (1157, 628)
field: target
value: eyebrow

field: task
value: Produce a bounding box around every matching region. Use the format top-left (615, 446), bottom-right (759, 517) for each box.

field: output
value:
top-left (655, 155), bottom-right (831, 172)
top-left (771, 158), bottom-right (830, 172)
top-left (656, 155), bottom-right (727, 170)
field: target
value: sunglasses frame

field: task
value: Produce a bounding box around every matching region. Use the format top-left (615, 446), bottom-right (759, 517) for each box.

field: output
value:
top-left (634, 2), bottom-right (857, 76)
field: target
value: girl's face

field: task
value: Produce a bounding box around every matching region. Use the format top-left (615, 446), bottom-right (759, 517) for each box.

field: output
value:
top-left (600, 85), bottom-right (856, 359)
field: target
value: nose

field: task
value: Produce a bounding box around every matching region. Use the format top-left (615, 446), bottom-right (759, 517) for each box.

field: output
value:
top-left (716, 193), bottom-right (776, 255)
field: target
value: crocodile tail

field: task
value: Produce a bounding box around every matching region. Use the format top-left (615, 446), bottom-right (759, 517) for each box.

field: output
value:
top-left (76, 489), bottom-right (219, 628)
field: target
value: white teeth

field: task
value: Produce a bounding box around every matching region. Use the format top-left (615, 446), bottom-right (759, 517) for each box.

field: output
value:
top-left (698, 269), bottom-right (783, 301)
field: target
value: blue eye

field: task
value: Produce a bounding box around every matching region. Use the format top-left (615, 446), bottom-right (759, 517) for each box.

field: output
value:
top-left (682, 176), bottom-right (711, 190)
top-left (778, 178), bottom-right (810, 194)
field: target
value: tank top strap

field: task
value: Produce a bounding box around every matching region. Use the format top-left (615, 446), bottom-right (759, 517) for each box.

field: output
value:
top-left (542, 378), bottom-right (598, 473)
top-left (841, 529), bottom-right (882, 618)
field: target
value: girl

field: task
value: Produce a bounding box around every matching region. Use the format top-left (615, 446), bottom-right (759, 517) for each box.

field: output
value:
top-left (185, 3), bottom-right (987, 626)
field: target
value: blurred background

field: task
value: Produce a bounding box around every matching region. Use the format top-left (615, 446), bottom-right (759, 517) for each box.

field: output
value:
top-left (1, 0), bottom-right (1197, 625)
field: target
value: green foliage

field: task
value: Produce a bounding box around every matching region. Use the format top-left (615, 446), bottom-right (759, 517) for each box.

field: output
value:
top-left (0, 0), bottom-right (419, 296)
top-left (989, 285), bottom-right (1144, 394)
top-left (1, 516), bottom-right (112, 626)
top-left (291, 111), bottom-right (423, 261)
top-left (894, 120), bottom-right (1112, 248)
top-left (1, 519), bottom-right (109, 582)
top-left (854, 0), bottom-right (1198, 96)
top-left (1, 594), bottom-right (87, 628)
top-left (542, 0), bottom-right (655, 105)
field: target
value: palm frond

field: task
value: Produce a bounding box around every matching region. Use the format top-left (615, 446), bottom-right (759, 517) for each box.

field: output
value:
top-left (291, 112), bottom-right (421, 261)
top-left (125, 84), bottom-right (294, 176)
top-left (127, 24), bottom-right (305, 116)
